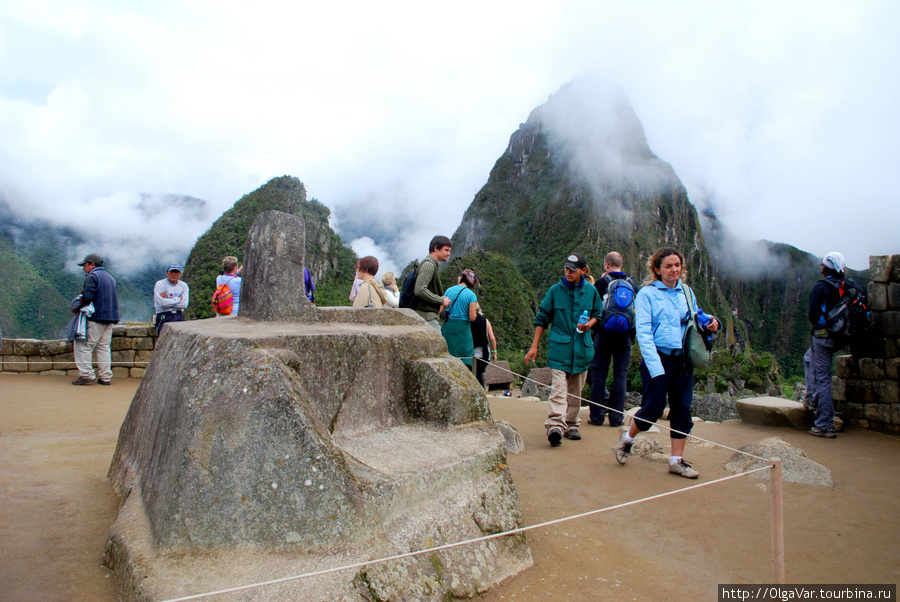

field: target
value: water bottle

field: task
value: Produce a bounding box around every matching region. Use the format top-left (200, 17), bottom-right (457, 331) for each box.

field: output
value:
top-left (697, 309), bottom-right (711, 329)
top-left (578, 310), bottom-right (590, 329)
top-left (696, 309), bottom-right (716, 346)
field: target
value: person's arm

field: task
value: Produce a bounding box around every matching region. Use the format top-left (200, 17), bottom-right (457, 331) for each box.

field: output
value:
top-left (524, 326), bottom-right (544, 365)
top-left (414, 260), bottom-right (449, 307)
top-left (349, 278), bottom-right (361, 302)
top-left (384, 287), bottom-right (400, 308)
top-left (808, 281), bottom-right (826, 325)
top-left (689, 289), bottom-right (719, 331)
top-left (634, 290), bottom-right (664, 378)
top-left (80, 272), bottom-right (99, 307)
top-left (486, 318), bottom-right (497, 360)
top-left (175, 282), bottom-right (189, 311)
top-left (154, 281), bottom-right (175, 311)
top-left (468, 302), bottom-right (477, 322)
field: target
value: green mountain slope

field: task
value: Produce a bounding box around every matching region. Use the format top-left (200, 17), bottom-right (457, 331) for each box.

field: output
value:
top-left (184, 176), bottom-right (357, 319)
top-left (450, 78), bottom-right (864, 381)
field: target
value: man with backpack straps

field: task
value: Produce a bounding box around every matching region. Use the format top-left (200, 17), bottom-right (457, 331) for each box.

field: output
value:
top-left (406, 235), bottom-right (452, 330)
top-left (588, 251), bottom-right (636, 427)
top-left (804, 251), bottom-right (867, 439)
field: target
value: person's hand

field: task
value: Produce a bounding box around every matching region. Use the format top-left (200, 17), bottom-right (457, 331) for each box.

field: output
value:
top-left (442, 296), bottom-right (451, 308)
top-left (159, 291), bottom-right (168, 298)
top-left (524, 347), bottom-right (537, 365)
top-left (708, 317), bottom-right (720, 332)
top-left (576, 322), bottom-right (588, 333)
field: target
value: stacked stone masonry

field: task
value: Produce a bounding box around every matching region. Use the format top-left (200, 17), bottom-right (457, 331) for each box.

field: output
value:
top-left (0, 323), bottom-right (155, 379)
top-left (833, 255), bottom-right (900, 435)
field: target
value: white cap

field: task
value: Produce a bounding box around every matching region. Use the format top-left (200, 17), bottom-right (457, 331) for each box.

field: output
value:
top-left (822, 251), bottom-right (845, 273)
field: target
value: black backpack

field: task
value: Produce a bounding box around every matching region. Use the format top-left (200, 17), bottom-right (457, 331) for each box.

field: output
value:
top-left (822, 278), bottom-right (870, 352)
top-left (398, 263), bottom-right (419, 310)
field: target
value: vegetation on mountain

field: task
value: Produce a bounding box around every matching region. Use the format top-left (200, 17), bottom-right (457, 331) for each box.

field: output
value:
top-left (184, 176), bottom-right (357, 320)
top-left (444, 250), bottom-right (538, 353)
top-left (449, 80), bottom-right (868, 388)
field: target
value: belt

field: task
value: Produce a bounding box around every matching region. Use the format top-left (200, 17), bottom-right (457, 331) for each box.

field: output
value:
top-left (659, 348), bottom-right (683, 357)
top-left (158, 310), bottom-right (183, 315)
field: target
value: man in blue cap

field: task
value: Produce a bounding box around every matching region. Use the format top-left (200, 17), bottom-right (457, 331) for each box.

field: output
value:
top-left (153, 262), bottom-right (190, 335)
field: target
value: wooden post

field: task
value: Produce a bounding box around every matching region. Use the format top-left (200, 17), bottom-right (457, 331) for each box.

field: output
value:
top-left (769, 457), bottom-right (785, 584)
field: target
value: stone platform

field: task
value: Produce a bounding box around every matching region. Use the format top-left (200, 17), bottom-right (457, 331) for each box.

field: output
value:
top-left (104, 308), bottom-right (532, 600)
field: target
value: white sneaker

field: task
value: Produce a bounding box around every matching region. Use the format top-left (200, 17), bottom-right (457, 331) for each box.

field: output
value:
top-left (669, 459), bottom-right (699, 479)
top-left (615, 432), bottom-right (633, 465)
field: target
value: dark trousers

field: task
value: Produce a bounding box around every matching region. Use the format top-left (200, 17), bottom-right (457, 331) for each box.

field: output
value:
top-left (804, 336), bottom-right (838, 430)
top-left (156, 311), bottom-right (185, 335)
top-left (635, 353), bottom-right (694, 439)
top-left (589, 331), bottom-right (631, 425)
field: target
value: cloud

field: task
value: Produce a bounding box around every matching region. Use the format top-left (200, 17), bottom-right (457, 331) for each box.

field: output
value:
top-left (0, 0), bottom-right (897, 275)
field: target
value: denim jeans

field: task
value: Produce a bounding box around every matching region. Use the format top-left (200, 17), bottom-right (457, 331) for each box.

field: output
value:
top-left (805, 336), bottom-right (838, 430)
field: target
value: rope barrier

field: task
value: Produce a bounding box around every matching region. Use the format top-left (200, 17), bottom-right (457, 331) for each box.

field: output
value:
top-left (1, 361), bottom-right (151, 366)
top-left (473, 358), bottom-right (773, 464)
top-left (162, 465), bottom-right (774, 601)
top-left (4, 344), bottom-right (786, 594)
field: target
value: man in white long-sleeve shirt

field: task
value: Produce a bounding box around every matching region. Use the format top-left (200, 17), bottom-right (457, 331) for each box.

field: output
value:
top-left (153, 262), bottom-right (189, 335)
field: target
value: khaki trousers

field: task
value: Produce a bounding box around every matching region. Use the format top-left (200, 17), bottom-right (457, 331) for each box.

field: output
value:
top-left (74, 321), bottom-right (114, 381)
top-left (544, 369), bottom-right (587, 434)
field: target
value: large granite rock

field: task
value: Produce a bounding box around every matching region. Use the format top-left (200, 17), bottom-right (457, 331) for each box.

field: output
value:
top-left (735, 396), bottom-right (813, 430)
top-left (103, 211), bottom-right (531, 600)
top-left (724, 437), bottom-right (833, 487)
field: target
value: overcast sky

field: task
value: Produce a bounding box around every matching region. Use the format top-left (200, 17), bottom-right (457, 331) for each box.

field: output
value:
top-left (1, 0), bottom-right (897, 276)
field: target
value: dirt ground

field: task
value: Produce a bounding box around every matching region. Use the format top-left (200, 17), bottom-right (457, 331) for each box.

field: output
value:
top-left (1, 373), bottom-right (898, 601)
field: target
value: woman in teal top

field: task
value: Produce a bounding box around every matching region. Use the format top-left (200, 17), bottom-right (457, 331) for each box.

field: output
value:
top-left (441, 269), bottom-right (479, 368)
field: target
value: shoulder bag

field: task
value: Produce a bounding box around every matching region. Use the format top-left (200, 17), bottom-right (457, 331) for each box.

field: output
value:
top-left (682, 285), bottom-right (712, 369)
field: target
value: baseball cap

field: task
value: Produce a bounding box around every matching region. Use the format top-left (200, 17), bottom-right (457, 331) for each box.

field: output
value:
top-left (822, 252), bottom-right (845, 273)
top-left (564, 252), bottom-right (586, 270)
top-left (77, 253), bottom-right (104, 266)
top-left (167, 262), bottom-right (182, 273)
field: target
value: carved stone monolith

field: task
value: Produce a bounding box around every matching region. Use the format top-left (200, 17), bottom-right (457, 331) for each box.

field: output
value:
top-left (103, 211), bottom-right (532, 600)
top-left (239, 210), bottom-right (318, 322)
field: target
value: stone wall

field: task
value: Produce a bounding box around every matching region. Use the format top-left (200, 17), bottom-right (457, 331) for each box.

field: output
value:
top-left (833, 255), bottom-right (900, 435)
top-left (0, 324), bottom-right (155, 379)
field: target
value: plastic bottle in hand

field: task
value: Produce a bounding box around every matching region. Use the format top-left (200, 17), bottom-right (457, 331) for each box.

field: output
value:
top-left (578, 310), bottom-right (590, 330)
top-left (697, 309), bottom-right (712, 329)
top-left (696, 309), bottom-right (716, 346)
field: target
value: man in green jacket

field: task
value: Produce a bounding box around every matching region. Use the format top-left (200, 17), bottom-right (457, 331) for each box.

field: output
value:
top-left (525, 252), bottom-right (603, 447)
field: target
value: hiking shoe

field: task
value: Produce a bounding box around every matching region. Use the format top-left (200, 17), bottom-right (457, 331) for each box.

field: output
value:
top-left (669, 459), bottom-right (699, 479)
top-left (615, 432), bottom-right (633, 465)
top-left (608, 421), bottom-right (624, 428)
top-left (587, 419), bottom-right (604, 426)
top-left (71, 376), bottom-right (96, 386)
top-left (564, 428), bottom-right (582, 440)
top-left (547, 427), bottom-right (563, 447)
top-left (98, 379), bottom-right (111, 386)
top-left (809, 426), bottom-right (837, 439)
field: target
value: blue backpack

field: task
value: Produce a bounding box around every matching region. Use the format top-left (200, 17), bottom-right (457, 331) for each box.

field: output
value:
top-left (598, 276), bottom-right (636, 333)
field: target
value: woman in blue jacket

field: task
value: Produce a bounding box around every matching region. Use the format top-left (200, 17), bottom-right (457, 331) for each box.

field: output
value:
top-left (614, 247), bottom-right (720, 479)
